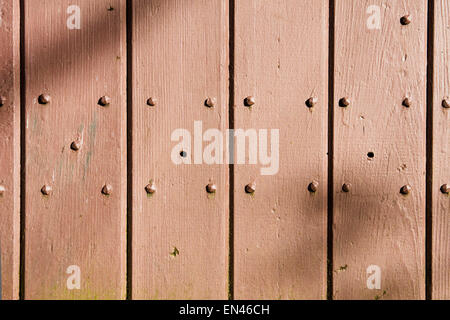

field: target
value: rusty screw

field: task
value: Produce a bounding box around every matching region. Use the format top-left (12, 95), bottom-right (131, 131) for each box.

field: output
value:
top-left (442, 98), bottom-right (450, 109)
top-left (339, 97), bottom-right (350, 107)
top-left (0, 96), bottom-right (6, 107)
top-left (400, 184), bottom-right (412, 195)
top-left (244, 96), bottom-right (256, 107)
top-left (245, 182), bottom-right (256, 194)
top-left (402, 97), bottom-right (411, 108)
top-left (0, 185), bottom-right (5, 196)
top-left (342, 183), bottom-right (351, 193)
top-left (441, 184), bottom-right (449, 194)
top-left (41, 185), bottom-right (52, 195)
top-left (308, 181), bottom-right (319, 193)
top-left (147, 97), bottom-right (157, 107)
top-left (98, 96), bottom-right (111, 106)
top-left (205, 97), bottom-right (216, 108)
top-left (38, 94), bottom-right (51, 105)
top-left (101, 184), bottom-right (112, 195)
top-left (206, 183), bottom-right (217, 194)
top-left (70, 140), bottom-right (81, 151)
top-left (305, 97), bottom-right (318, 108)
top-left (400, 15), bottom-right (411, 25)
top-left (145, 182), bottom-right (156, 194)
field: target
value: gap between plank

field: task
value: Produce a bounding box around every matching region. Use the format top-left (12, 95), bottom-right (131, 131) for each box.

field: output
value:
top-left (327, 0), bottom-right (336, 301)
top-left (126, 0), bottom-right (133, 301)
top-left (228, 0), bottom-right (235, 301)
top-left (425, 0), bottom-right (435, 301)
top-left (19, 0), bottom-right (26, 300)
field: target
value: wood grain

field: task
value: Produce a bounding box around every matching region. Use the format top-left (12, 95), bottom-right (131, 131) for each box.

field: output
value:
top-left (131, 0), bottom-right (229, 299)
top-left (0, 0), bottom-right (20, 300)
top-left (233, 0), bottom-right (328, 299)
top-left (333, 0), bottom-right (426, 299)
top-left (23, 0), bottom-right (126, 299)
top-left (432, 0), bottom-right (450, 300)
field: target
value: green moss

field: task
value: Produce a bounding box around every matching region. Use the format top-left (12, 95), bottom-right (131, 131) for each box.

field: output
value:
top-left (374, 290), bottom-right (387, 300)
top-left (170, 247), bottom-right (179, 257)
top-left (334, 264), bottom-right (348, 273)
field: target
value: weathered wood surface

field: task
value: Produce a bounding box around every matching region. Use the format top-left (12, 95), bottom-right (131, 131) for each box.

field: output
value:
top-left (0, 0), bottom-right (20, 300)
top-left (0, 0), bottom-right (448, 301)
top-left (333, 0), bottom-right (426, 299)
top-left (23, 0), bottom-right (127, 299)
top-left (432, 0), bottom-right (450, 301)
top-left (131, 0), bottom-right (229, 299)
top-left (233, 0), bottom-right (328, 299)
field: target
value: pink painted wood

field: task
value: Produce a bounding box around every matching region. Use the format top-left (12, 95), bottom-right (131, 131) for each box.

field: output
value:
top-left (0, 0), bottom-right (20, 300)
top-left (432, 0), bottom-right (450, 300)
top-left (233, 0), bottom-right (328, 299)
top-left (131, 0), bottom-right (229, 299)
top-left (23, 0), bottom-right (127, 299)
top-left (333, 0), bottom-right (426, 299)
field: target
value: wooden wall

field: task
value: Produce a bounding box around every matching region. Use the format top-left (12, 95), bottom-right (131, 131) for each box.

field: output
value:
top-left (22, 0), bottom-right (127, 299)
top-left (432, 0), bottom-right (450, 301)
top-left (0, 0), bottom-right (20, 300)
top-left (0, 0), bottom-right (448, 300)
top-left (233, 0), bottom-right (328, 299)
top-left (333, 0), bottom-right (427, 300)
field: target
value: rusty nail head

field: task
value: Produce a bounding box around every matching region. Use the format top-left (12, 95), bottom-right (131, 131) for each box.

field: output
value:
top-left (147, 97), bottom-right (157, 106)
top-left (245, 182), bottom-right (256, 194)
top-left (339, 97), bottom-right (350, 107)
top-left (0, 185), bottom-right (5, 195)
top-left (441, 184), bottom-right (449, 194)
top-left (206, 183), bottom-right (217, 194)
top-left (400, 15), bottom-right (411, 25)
top-left (342, 183), bottom-right (351, 193)
top-left (205, 97), bottom-right (216, 108)
top-left (402, 97), bottom-right (411, 108)
top-left (145, 183), bottom-right (156, 194)
top-left (41, 185), bottom-right (52, 195)
top-left (0, 96), bottom-right (6, 107)
top-left (244, 96), bottom-right (255, 107)
top-left (70, 140), bottom-right (81, 151)
top-left (305, 97), bottom-right (318, 108)
top-left (98, 96), bottom-right (111, 106)
top-left (400, 184), bottom-right (412, 195)
top-left (102, 184), bottom-right (112, 195)
top-left (442, 98), bottom-right (450, 109)
top-left (308, 181), bottom-right (319, 193)
top-left (38, 94), bottom-right (51, 105)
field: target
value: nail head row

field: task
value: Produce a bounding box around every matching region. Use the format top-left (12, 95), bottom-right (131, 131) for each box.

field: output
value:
top-left (102, 94), bottom-right (450, 111)
top-left (338, 97), bottom-right (450, 109)
top-left (37, 94), bottom-right (112, 107)
top-left (145, 96), bottom-right (320, 109)
top-left (341, 183), bottom-right (415, 195)
top-left (145, 97), bottom-right (217, 108)
top-left (40, 184), bottom-right (113, 196)
top-left (20, 183), bottom-right (450, 197)
top-left (244, 96), bottom-right (320, 109)
top-left (144, 183), bottom-right (217, 194)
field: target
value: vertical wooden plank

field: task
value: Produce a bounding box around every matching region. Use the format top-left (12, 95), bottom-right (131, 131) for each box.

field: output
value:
top-left (333, 0), bottom-right (426, 299)
top-left (234, 0), bottom-right (328, 299)
top-left (0, 0), bottom-right (20, 300)
top-left (131, 0), bottom-right (229, 299)
top-left (432, 0), bottom-right (450, 300)
top-left (24, 0), bottom-right (126, 299)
